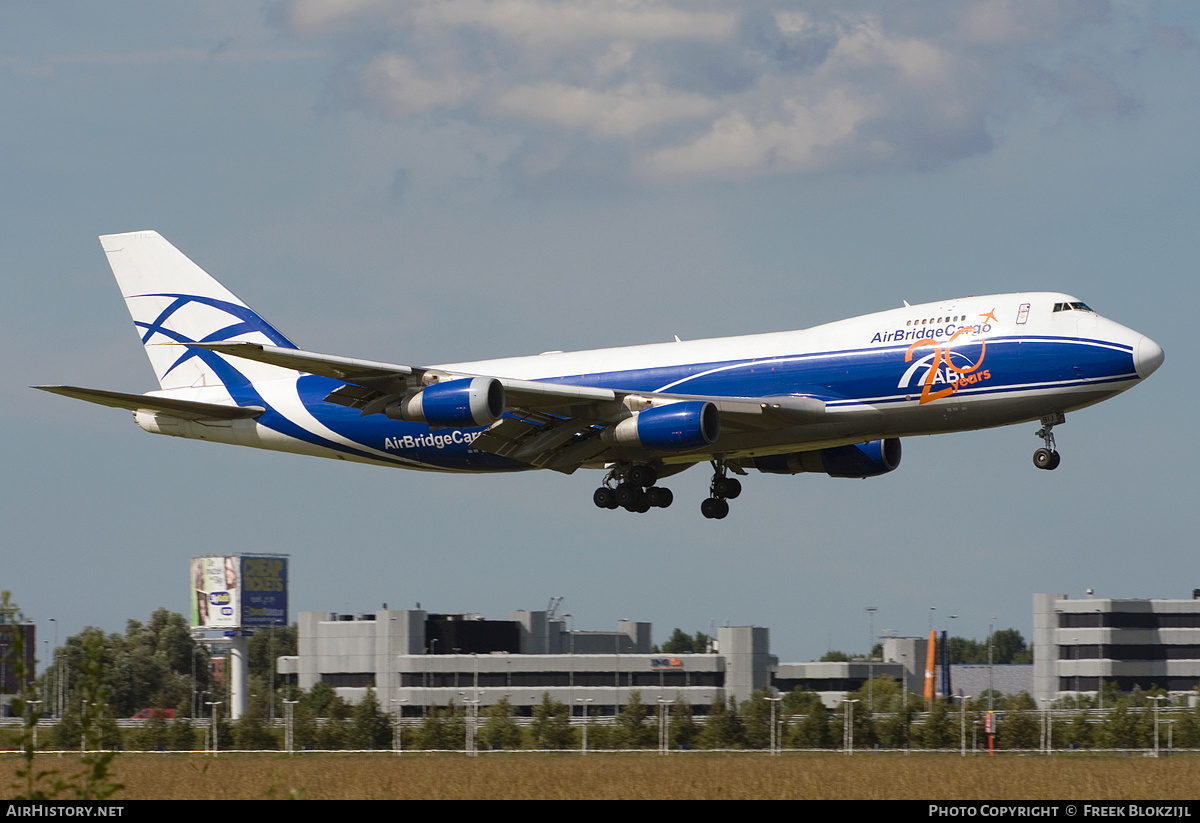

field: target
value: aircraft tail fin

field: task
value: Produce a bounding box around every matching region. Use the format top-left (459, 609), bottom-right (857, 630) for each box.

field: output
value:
top-left (100, 231), bottom-right (299, 391)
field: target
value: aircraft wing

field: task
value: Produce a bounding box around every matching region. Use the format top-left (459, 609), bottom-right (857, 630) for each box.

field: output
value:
top-left (194, 342), bottom-right (619, 410)
top-left (34, 385), bottom-right (263, 420)
top-left (195, 341), bottom-right (826, 471)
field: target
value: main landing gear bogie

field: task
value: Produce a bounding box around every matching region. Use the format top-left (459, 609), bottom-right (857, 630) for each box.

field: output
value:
top-left (701, 459), bottom-right (742, 520)
top-left (593, 463), bottom-right (674, 514)
top-left (1033, 412), bottom-right (1065, 471)
top-left (592, 460), bottom-right (743, 518)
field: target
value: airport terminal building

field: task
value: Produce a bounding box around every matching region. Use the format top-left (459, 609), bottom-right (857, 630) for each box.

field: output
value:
top-left (281, 609), bottom-right (995, 713)
top-left (1033, 592), bottom-right (1200, 706)
top-left (281, 609), bottom-right (771, 716)
top-left (280, 591), bottom-right (1200, 713)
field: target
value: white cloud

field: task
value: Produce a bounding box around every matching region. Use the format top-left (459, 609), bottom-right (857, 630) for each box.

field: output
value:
top-left (360, 52), bottom-right (479, 115)
top-left (274, 0), bottom-right (1145, 183)
top-left (641, 88), bottom-right (879, 179)
top-left (495, 82), bottom-right (715, 137)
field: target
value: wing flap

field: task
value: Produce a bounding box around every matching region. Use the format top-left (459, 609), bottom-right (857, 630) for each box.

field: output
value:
top-left (34, 385), bottom-right (263, 420)
top-left (710, 395), bottom-right (826, 431)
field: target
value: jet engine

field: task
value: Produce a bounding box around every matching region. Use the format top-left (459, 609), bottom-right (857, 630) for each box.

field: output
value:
top-left (384, 377), bottom-right (505, 428)
top-left (604, 401), bottom-right (720, 452)
top-left (749, 438), bottom-right (902, 478)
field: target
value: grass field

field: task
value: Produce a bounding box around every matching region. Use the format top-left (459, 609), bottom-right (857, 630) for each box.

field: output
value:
top-left (5, 752), bottom-right (1200, 800)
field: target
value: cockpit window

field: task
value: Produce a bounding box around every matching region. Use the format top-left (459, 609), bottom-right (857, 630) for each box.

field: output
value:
top-left (1053, 302), bottom-right (1094, 313)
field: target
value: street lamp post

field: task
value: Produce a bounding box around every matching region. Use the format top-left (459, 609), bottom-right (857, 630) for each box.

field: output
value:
top-left (283, 698), bottom-right (298, 754)
top-left (865, 607), bottom-right (877, 713)
top-left (48, 618), bottom-right (58, 718)
top-left (26, 700), bottom-right (42, 750)
top-left (955, 694), bottom-right (970, 757)
top-left (657, 697), bottom-right (673, 755)
top-left (767, 696), bottom-right (783, 755)
top-left (576, 698), bottom-right (594, 755)
top-left (1150, 695), bottom-right (1168, 757)
top-left (206, 701), bottom-right (222, 757)
top-left (842, 699), bottom-right (859, 755)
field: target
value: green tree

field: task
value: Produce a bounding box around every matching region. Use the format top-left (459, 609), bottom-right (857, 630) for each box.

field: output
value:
top-left (46, 610), bottom-right (213, 720)
top-left (306, 682), bottom-right (339, 717)
top-left (696, 696), bottom-right (744, 749)
top-left (168, 716), bottom-right (198, 751)
top-left (740, 687), bottom-right (776, 749)
top-left (347, 688), bottom-right (393, 750)
top-left (232, 676), bottom-right (278, 750)
top-left (479, 697), bottom-right (523, 750)
top-left (247, 623), bottom-right (297, 701)
top-left (917, 699), bottom-right (954, 749)
top-left (659, 629), bottom-right (713, 654)
top-left (991, 629), bottom-right (1030, 664)
top-left (5, 592), bottom-right (123, 801)
top-left (614, 691), bottom-right (657, 749)
top-left (668, 695), bottom-right (700, 749)
top-left (315, 692), bottom-right (351, 750)
top-left (660, 629), bottom-right (697, 653)
top-left (1058, 710), bottom-right (1094, 750)
top-left (782, 689), bottom-right (832, 749)
top-left (996, 692), bottom-right (1039, 749)
top-left (1173, 699), bottom-right (1200, 748)
top-left (123, 713), bottom-right (170, 751)
top-left (531, 693), bottom-right (575, 749)
top-left (832, 696), bottom-right (876, 750)
top-left (1095, 703), bottom-right (1139, 749)
top-left (415, 703), bottom-right (466, 750)
top-left (945, 636), bottom-right (987, 664)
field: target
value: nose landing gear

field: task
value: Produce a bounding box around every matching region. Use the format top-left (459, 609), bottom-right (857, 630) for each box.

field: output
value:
top-left (1033, 413), bottom-right (1064, 470)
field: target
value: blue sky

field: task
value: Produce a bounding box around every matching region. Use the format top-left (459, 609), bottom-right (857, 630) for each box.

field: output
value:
top-left (3, 1), bottom-right (1197, 664)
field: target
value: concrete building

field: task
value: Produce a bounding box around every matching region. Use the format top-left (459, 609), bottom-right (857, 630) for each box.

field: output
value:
top-left (281, 608), bottom-right (773, 716)
top-left (1033, 592), bottom-right (1200, 707)
top-left (294, 592), bottom-right (1200, 714)
top-left (772, 638), bottom-right (924, 708)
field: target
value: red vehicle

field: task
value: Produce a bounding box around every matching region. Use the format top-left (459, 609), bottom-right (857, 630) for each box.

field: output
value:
top-left (131, 708), bottom-right (175, 720)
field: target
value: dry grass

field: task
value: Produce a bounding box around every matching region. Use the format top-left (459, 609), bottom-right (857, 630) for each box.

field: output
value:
top-left (5, 752), bottom-right (1200, 800)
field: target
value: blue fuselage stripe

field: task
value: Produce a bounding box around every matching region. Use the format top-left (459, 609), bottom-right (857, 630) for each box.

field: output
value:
top-left (250, 335), bottom-right (1136, 471)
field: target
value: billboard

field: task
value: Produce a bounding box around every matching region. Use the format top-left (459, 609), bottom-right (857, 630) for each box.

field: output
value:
top-left (191, 555), bottom-right (288, 629)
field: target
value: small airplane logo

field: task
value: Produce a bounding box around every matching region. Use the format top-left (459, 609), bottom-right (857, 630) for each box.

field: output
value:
top-left (980, 308), bottom-right (998, 325)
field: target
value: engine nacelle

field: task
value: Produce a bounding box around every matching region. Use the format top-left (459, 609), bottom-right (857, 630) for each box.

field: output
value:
top-left (750, 438), bottom-right (902, 478)
top-left (605, 401), bottom-right (720, 452)
top-left (384, 377), bottom-right (505, 428)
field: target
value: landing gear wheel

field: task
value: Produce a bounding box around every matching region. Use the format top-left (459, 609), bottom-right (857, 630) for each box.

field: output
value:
top-left (624, 489), bottom-right (651, 513)
top-left (713, 477), bottom-right (742, 500)
top-left (594, 487), bottom-right (617, 509)
top-left (647, 486), bottom-right (674, 508)
top-left (1033, 448), bottom-right (1061, 470)
top-left (627, 464), bottom-right (658, 488)
top-left (1033, 413), bottom-right (1065, 471)
top-left (615, 483), bottom-right (637, 507)
top-left (701, 497), bottom-right (729, 519)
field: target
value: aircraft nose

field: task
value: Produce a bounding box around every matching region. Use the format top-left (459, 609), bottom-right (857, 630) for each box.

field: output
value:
top-left (1135, 335), bottom-right (1164, 379)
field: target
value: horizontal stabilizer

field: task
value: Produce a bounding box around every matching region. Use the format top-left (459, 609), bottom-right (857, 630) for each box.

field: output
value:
top-left (34, 385), bottom-right (263, 420)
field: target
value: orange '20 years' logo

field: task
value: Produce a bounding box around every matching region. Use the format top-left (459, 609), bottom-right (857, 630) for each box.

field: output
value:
top-left (904, 325), bottom-right (991, 405)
